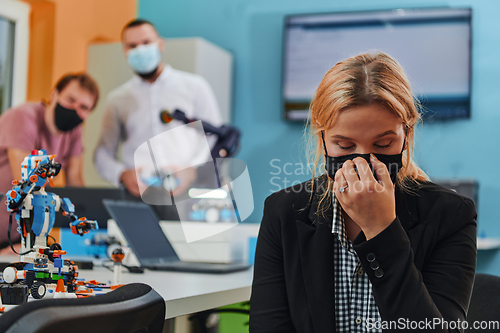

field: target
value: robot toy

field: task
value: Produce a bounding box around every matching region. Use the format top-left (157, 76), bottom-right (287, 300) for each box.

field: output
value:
top-left (1, 149), bottom-right (98, 302)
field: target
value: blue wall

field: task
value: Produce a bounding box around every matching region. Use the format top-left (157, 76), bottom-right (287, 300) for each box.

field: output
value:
top-left (139, 0), bottom-right (500, 274)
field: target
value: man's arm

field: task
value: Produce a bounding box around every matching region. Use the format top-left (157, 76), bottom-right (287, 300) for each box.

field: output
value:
top-left (194, 77), bottom-right (224, 151)
top-left (94, 102), bottom-right (126, 187)
top-left (194, 77), bottom-right (223, 125)
top-left (7, 148), bottom-right (30, 181)
top-left (65, 154), bottom-right (84, 186)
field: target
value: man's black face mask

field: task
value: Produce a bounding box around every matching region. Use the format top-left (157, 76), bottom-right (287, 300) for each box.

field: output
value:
top-left (321, 132), bottom-right (404, 184)
top-left (54, 103), bottom-right (83, 132)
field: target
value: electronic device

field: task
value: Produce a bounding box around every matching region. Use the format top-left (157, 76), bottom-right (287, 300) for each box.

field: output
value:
top-left (282, 7), bottom-right (472, 121)
top-left (433, 179), bottom-right (479, 208)
top-left (49, 187), bottom-right (125, 228)
top-left (103, 199), bottom-right (251, 274)
top-left (160, 109), bottom-right (240, 158)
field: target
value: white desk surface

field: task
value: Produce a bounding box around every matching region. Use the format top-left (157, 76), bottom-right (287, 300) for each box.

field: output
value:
top-left (73, 264), bottom-right (253, 319)
top-left (477, 237), bottom-right (500, 250)
top-left (0, 255), bottom-right (253, 319)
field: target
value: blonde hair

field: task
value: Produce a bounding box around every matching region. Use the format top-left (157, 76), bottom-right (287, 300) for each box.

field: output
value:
top-left (306, 52), bottom-right (429, 208)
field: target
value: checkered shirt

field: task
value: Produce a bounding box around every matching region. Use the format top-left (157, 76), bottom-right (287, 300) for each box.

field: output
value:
top-left (332, 195), bottom-right (382, 332)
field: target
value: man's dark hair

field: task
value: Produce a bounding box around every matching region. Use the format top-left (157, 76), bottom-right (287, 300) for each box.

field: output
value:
top-left (55, 73), bottom-right (100, 110)
top-left (121, 18), bottom-right (158, 40)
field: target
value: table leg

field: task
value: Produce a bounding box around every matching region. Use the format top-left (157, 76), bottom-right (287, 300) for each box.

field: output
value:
top-left (163, 318), bottom-right (175, 333)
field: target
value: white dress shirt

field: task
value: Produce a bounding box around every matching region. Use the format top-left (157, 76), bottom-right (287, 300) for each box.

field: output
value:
top-left (94, 65), bottom-right (223, 187)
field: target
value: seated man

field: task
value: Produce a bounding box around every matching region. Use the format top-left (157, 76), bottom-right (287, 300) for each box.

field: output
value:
top-left (0, 73), bottom-right (100, 249)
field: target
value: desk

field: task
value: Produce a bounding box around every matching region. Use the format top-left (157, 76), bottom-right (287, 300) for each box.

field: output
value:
top-left (1, 255), bottom-right (253, 332)
top-left (77, 265), bottom-right (254, 320)
top-left (477, 237), bottom-right (500, 250)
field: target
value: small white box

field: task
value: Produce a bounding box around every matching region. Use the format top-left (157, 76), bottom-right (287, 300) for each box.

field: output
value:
top-left (107, 220), bottom-right (260, 264)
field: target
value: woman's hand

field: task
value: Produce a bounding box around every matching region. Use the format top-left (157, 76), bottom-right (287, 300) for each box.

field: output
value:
top-left (333, 154), bottom-right (396, 240)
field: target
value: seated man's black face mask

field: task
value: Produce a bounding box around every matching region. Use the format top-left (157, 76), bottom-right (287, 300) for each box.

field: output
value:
top-left (54, 103), bottom-right (83, 132)
top-left (321, 131), bottom-right (404, 184)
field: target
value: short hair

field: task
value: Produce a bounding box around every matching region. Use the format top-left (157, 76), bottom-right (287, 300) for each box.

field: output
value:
top-left (55, 73), bottom-right (100, 110)
top-left (121, 18), bottom-right (159, 40)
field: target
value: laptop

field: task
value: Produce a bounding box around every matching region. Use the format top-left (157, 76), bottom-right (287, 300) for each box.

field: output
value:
top-left (48, 187), bottom-right (125, 228)
top-left (103, 199), bottom-right (251, 274)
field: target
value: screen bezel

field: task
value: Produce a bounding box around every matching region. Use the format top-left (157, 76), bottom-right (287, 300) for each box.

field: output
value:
top-left (103, 199), bottom-right (181, 265)
top-left (280, 7), bottom-right (473, 122)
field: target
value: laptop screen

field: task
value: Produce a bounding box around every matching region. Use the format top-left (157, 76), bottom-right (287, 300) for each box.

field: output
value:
top-left (104, 200), bottom-right (180, 264)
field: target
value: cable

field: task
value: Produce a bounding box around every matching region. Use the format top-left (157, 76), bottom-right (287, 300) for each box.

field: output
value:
top-left (8, 212), bottom-right (32, 256)
top-left (101, 260), bottom-right (115, 272)
top-left (102, 260), bottom-right (144, 273)
top-left (47, 234), bottom-right (56, 245)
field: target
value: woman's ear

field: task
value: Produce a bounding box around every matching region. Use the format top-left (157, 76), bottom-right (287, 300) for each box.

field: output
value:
top-left (403, 133), bottom-right (410, 151)
top-left (403, 124), bottom-right (411, 150)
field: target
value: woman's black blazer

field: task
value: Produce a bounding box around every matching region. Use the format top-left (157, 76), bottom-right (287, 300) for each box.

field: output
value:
top-left (249, 177), bottom-right (477, 332)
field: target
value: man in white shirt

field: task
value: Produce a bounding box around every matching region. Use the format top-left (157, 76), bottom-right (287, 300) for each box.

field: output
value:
top-left (94, 19), bottom-right (223, 200)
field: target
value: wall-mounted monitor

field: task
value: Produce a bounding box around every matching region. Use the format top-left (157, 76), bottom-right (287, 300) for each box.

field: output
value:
top-left (282, 7), bottom-right (472, 121)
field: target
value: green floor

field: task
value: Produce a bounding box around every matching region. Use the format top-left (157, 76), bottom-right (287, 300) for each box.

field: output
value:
top-left (218, 302), bottom-right (250, 333)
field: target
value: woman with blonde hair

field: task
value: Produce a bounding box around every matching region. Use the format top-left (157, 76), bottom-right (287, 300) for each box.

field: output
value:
top-left (250, 52), bottom-right (477, 332)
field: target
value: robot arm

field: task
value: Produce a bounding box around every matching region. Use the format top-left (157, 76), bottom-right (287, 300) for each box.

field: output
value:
top-left (60, 197), bottom-right (99, 236)
top-left (160, 109), bottom-right (240, 158)
top-left (6, 156), bottom-right (61, 211)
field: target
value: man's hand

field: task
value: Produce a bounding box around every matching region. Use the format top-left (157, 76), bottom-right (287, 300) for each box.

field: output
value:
top-left (170, 166), bottom-right (197, 197)
top-left (333, 154), bottom-right (396, 240)
top-left (120, 169), bottom-right (141, 197)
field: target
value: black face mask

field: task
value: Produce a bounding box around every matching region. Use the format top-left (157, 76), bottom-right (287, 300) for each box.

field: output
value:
top-left (321, 132), bottom-right (404, 184)
top-left (54, 103), bottom-right (83, 132)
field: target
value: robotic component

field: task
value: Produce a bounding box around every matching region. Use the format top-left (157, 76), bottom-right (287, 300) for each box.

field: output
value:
top-left (0, 284), bottom-right (29, 305)
top-left (2, 149), bottom-right (99, 299)
top-left (111, 248), bottom-right (125, 285)
top-left (160, 109), bottom-right (240, 158)
top-left (5, 149), bottom-right (99, 255)
top-left (6, 151), bottom-right (61, 211)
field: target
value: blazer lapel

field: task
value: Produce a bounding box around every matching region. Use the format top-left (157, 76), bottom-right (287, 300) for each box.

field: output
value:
top-left (395, 185), bottom-right (419, 230)
top-left (395, 184), bottom-right (429, 268)
top-left (296, 179), bottom-right (336, 332)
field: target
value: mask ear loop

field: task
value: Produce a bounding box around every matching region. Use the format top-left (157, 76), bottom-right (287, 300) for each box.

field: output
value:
top-left (400, 137), bottom-right (407, 154)
top-left (321, 131), bottom-right (333, 179)
top-left (321, 131), bottom-right (329, 156)
top-left (402, 124), bottom-right (411, 153)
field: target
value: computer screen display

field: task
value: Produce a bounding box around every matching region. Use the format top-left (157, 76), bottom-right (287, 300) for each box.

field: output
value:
top-left (282, 7), bottom-right (472, 121)
top-left (105, 201), bottom-right (179, 264)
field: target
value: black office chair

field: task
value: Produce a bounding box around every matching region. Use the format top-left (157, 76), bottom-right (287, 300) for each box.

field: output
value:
top-left (0, 283), bottom-right (165, 333)
top-left (466, 273), bottom-right (500, 332)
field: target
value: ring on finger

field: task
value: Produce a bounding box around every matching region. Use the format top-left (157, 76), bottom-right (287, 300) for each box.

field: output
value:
top-left (339, 185), bottom-right (348, 193)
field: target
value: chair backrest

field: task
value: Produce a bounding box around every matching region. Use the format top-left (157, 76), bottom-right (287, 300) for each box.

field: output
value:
top-left (0, 283), bottom-right (165, 333)
top-left (466, 273), bottom-right (500, 332)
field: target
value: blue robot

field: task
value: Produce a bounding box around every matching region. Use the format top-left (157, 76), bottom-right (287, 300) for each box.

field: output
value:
top-left (2, 149), bottom-right (98, 300)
